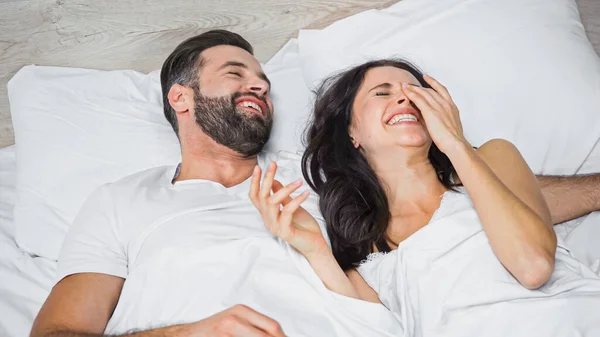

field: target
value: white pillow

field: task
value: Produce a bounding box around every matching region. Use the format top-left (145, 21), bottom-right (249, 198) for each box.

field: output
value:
top-left (297, 0), bottom-right (600, 175)
top-left (7, 43), bottom-right (312, 260)
top-left (8, 66), bottom-right (181, 259)
top-left (263, 39), bottom-right (313, 154)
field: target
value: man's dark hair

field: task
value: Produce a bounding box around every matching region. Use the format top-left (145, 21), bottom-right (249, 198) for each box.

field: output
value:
top-left (160, 30), bottom-right (254, 135)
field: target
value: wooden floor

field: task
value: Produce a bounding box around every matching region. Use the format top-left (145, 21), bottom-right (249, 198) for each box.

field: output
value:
top-left (0, 0), bottom-right (598, 148)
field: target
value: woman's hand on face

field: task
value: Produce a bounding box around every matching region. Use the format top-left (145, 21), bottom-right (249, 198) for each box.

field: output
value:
top-left (401, 75), bottom-right (469, 154)
top-left (249, 162), bottom-right (329, 259)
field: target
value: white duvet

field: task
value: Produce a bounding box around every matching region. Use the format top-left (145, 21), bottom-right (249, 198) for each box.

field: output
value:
top-left (102, 219), bottom-right (402, 336)
top-left (358, 190), bottom-right (600, 337)
top-left (90, 153), bottom-right (401, 337)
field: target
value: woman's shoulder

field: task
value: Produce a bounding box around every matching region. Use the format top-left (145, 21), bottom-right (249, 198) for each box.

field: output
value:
top-left (361, 251), bottom-right (393, 266)
top-left (474, 139), bottom-right (524, 172)
top-left (356, 251), bottom-right (397, 278)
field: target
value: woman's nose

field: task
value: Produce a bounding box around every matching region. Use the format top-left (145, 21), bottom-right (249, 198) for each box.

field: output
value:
top-left (395, 91), bottom-right (408, 105)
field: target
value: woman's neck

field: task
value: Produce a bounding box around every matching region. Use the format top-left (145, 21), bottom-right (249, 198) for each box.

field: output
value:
top-left (369, 148), bottom-right (447, 216)
top-left (369, 148), bottom-right (448, 248)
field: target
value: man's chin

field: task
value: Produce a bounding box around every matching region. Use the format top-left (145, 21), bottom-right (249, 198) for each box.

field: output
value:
top-left (236, 108), bottom-right (266, 120)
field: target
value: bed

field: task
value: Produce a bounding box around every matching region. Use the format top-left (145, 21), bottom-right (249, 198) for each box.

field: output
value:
top-left (1, 0), bottom-right (600, 336)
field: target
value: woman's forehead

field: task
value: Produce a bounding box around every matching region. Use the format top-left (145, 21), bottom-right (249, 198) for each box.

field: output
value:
top-left (363, 66), bottom-right (420, 86)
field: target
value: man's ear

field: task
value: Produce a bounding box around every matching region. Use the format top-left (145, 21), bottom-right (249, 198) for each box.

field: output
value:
top-left (167, 84), bottom-right (192, 114)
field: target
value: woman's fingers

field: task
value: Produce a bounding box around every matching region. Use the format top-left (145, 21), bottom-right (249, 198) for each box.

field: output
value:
top-left (402, 84), bottom-right (435, 116)
top-left (272, 180), bottom-right (284, 193)
top-left (423, 74), bottom-right (452, 102)
top-left (422, 75), bottom-right (461, 121)
top-left (273, 180), bottom-right (295, 206)
top-left (251, 162), bottom-right (279, 233)
top-left (259, 162), bottom-right (277, 201)
top-left (269, 179), bottom-right (303, 205)
top-left (278, 191), bottom-right (311, 238)
top-left (403, 84), bottom-right (445, 110)
top-left (249, 165), bottom-right (262, 207)
top-left (250, 162), bottom-right (310, 241)
top-left (272, 180), bottom-right (294, 205)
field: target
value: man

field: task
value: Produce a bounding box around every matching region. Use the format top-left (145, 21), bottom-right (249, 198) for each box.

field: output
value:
top-left (31, 30), bottom-right (600, 337)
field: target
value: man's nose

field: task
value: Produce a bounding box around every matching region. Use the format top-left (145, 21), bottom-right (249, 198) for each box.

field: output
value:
top-left (245, 80), bottom-right (269, 97)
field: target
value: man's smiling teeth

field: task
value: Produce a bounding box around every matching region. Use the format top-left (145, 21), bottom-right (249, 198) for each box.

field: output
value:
top-left (238, 101), bottom-right (262, 114)
top-left (387, 114), bottom-right (417, 125)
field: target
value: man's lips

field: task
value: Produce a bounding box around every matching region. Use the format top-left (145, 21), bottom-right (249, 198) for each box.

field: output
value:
top-left (384, 107), bottom-right (420, 124)
top-left (235, 96), bottom-right (268, 116)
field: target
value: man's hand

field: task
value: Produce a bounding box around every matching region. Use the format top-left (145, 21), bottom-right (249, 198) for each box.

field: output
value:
top-left (191, 304), bottom-right (285, 337)
top-left (39, 304), bottom-right (285, 337)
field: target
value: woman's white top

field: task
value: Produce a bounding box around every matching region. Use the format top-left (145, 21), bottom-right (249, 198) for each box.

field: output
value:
top-left (357, 187), bottom-right (600, 337)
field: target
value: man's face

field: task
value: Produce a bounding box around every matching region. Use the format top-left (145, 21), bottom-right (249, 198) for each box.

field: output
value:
top-left (192, 45), bottom-right (273, 157)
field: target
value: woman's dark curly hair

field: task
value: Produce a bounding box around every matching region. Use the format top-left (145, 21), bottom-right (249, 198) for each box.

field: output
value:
top-left (301, 59), bottom-right (457, 270)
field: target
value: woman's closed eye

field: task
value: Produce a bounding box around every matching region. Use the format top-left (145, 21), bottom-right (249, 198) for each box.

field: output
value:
top-left (375, 91), bottom-right (389, 96)
top-left (228, 71), bottom-right (242, 77)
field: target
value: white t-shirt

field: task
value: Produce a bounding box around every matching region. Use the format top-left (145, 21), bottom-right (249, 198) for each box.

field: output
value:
top-left (56, 151), bottom-right (403, 337)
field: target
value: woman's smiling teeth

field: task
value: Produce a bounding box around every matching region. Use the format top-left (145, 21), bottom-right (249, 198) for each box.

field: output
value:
top-left (238, 101), bottom-right (263, 114)
top-left (387, 114), bottom-right (417, 125)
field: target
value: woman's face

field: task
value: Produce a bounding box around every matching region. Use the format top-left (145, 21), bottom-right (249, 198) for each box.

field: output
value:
top-left (350, 66), bottom-right (431, 156)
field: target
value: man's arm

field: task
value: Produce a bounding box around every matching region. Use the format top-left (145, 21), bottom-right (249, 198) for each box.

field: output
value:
top-left (31, 273), bottom-right (124, 337)
top-left (31, 273), bottom-right (285, 337)
top-left (536, 173), bottom-right (600, 224)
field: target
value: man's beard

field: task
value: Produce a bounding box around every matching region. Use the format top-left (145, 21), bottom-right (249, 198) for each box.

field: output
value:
top-left (193, 87), bottom-right (273, 157)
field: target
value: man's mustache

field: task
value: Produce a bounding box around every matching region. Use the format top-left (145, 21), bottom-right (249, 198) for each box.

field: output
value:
top-left (231, 92), bottom-right (271, 116)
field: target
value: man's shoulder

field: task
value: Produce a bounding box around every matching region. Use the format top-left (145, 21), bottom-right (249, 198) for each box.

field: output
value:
top-left (76, 165), bottom-right (176, 231)
top-left (101, 165), bottom-right (175, 197)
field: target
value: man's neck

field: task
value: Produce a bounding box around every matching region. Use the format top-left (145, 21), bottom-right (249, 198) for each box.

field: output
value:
top-left (176, 133), bottom-right (258, 188)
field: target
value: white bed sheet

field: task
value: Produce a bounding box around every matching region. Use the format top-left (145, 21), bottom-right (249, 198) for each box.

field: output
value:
top-left (0, 146), bottom-right (56, 337)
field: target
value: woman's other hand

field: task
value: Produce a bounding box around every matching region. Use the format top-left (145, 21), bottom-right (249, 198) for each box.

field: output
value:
top-left (250, 163), bottom-right (366, 300)
top-left (249, 161), bottom-right (329, 259)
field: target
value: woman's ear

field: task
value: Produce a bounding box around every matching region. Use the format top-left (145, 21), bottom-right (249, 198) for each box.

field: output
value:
top-left (167, 84), bottom-right (192, 115)
top-left (350, 135), bottom-right (360, 149)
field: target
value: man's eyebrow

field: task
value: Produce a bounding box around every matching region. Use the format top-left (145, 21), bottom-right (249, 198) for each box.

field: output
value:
top-left (219, 61), bottom-right (248, 70)
top-left (368, 82), bottom-right (392, 93)
top-left (219, 61), bottom-right (271, 89)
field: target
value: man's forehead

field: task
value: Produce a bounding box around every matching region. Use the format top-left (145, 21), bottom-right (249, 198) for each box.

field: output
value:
top-left (201, 45), bottom-right (261, 70)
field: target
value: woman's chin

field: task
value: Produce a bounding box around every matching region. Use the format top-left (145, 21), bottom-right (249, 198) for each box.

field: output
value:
top-left (393, 133), bottom-right (430, 148)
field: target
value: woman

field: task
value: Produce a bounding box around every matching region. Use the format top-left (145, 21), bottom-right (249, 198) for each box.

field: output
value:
top-left (249, 60), bottom-right (600, 335)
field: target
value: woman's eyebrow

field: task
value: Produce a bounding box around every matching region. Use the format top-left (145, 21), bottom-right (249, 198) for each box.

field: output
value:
top-left (368, 82), bottom-right (392, 93)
